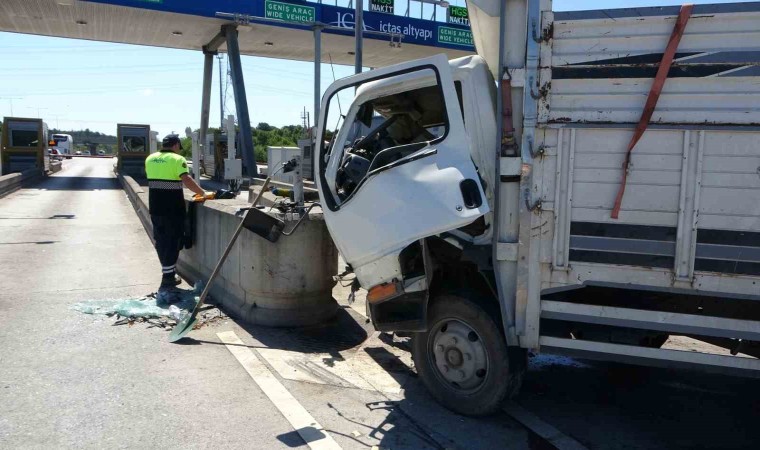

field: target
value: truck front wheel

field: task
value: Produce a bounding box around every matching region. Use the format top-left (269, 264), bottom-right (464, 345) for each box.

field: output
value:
top-left (411, 294), bottom-right (524, 416)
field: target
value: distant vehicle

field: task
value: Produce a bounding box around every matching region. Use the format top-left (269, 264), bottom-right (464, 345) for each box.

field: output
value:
top-left (97, 150), bottom-right (106, 156)
top-left (75, 150), bottom-right (82, 155)
top-left (49, 134), bottom-right (73, 159)
top-left (47, 148), bottom-right (62, 161)
top-left (83, 150), bottom-right (91, 156)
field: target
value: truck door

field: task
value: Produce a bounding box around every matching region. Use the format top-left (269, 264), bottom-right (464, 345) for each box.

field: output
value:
top-left (316, 54), bottom-right (489, 270)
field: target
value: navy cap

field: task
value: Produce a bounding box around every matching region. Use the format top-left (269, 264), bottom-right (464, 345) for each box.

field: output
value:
top-left (162, 134), bottom-right (183, 150)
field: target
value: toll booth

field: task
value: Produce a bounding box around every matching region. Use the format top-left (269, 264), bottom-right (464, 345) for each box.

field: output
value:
top-left (117, 124), bottom-right (151, 179)
top-left (204, 132), bottom-right (243, 181)
top-left (1, 117), bottom-right (49, 175)
top-left (297, 138), bottom-right (314, 180)
top-left (203, 132), bottom-right (223, 180)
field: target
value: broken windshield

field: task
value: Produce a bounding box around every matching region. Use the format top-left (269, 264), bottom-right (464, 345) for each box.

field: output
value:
top-left (322, 69), bottom-right (448, 202)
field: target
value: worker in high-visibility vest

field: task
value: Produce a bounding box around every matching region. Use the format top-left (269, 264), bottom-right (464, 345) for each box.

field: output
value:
top-left (145, 134), bottom-right (209, 290)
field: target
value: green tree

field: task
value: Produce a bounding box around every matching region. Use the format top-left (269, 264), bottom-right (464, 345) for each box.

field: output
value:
top-left (180, 136), bottom-right (193, 158)
top-left (250, 123), bottom-right (305, 162)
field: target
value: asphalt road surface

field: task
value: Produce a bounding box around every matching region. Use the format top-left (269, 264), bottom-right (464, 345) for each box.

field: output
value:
top-left (0, 158), bottom-right (757, 449)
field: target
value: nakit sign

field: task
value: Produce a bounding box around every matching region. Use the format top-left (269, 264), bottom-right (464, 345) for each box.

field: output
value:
top-left (447, 6), bottom-right (469, 26)
top-left (370, 0), bottom-right (394, 15)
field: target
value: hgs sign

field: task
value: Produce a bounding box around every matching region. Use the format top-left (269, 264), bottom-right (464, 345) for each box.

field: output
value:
top-left (370, 0), bottom-right (394, 15)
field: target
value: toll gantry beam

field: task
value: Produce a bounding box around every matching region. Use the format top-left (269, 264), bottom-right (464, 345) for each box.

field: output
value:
top-left (199, 25), bottom-right (258, 179)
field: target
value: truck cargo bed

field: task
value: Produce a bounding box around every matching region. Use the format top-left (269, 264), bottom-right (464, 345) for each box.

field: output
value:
top-left (501, 1), bottom-right (760, 363)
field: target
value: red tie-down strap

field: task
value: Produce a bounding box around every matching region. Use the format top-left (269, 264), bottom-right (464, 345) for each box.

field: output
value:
top-left (611, 4), bottom-right (694, 219)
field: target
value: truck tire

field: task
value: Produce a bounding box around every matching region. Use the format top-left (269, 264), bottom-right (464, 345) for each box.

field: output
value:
top-left (411, 294), bottom-right (524, 416)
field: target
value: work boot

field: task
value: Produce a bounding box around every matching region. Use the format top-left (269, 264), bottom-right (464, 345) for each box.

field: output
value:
top-left (160, 273), bottom-right (182, 290)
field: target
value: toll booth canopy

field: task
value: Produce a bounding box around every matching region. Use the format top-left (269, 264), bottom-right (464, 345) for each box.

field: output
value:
top-left (117, 124), bottom-right (151, 179)
top-left (1, 117), bottom-right (49, 175)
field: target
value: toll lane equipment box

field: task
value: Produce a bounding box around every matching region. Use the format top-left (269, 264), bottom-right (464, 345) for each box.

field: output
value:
top-left (1, 117), bottom-right (49, 175)
top-left (117, 124), bottom-right (151, 179)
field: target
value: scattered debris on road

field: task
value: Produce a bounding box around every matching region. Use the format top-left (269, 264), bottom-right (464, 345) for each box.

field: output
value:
top-left (72, 283), bottom-right (225, 331)
top-left (73, 283), bottom-right (201, 319)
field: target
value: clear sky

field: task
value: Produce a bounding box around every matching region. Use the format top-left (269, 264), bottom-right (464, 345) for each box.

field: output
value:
top-left (0, 0), bottom-right (750, 136)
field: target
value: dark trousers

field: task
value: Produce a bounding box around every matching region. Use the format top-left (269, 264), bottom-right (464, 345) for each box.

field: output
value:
top-left (152, 214), bottom-right (185, 275)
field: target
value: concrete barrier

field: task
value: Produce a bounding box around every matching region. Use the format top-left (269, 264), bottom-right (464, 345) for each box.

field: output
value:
top-left (0, 168), bottom-right (43, 199)
top-left (118, 174), bottom-right (339, 327)
top-left (120, 175), bottom-right (153, 240)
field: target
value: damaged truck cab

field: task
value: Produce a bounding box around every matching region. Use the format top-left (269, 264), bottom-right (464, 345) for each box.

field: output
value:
top-left (317, 55), bottom-right (497, 327)
top-left (316, 54), bottom-right (515, 414)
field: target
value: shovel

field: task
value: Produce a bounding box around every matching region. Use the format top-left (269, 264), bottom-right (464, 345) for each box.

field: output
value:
top-left (168, 176), bottom-right (281, 342)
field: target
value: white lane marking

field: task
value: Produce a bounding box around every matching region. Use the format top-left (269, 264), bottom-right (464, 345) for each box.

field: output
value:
top-left (253, 334), bottom-right (405, 396)
top-left (503, 402), bottom-right (589, 450)
top-left (217, 331), bottom-right (342, 450)
top-left (255, 348), bottom-right (329, 385)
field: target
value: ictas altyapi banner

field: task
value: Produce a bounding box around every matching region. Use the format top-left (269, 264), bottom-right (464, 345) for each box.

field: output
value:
top-left (84, 0), bottom-right (474, 51)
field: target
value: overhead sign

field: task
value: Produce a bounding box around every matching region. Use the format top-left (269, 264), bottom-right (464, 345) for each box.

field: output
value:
top-left (265, 0), bottom-right (315, 23)
top-left (370, 0), bottom-right (394, 15)
top-left (437, 26), bottom-right (473, 46)
top-left (447, 6), bottom-right (469, 26)
top-left (324, 5), bottom-right (473, 50)
top-left (87, 0), bottom-right (474, 51)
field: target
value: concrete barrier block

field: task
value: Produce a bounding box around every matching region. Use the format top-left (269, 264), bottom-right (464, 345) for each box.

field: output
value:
top-left (0, 168), bottom-right (43, 198)
top-left (202, 209), bottom-right (222, 270)
top-left (120, 172), bottom-right (339, 328)
top-left (193, 203), bottom-right (207, 267)
top-left (219, 210), bottom-right (242, 287)
top-left (217, 278), bottom-right (247, 316)
top-left (0, 173), bottom-right (21, 190)
top-left (240, 230), bottom-right (275, 293)
top-left (245, 292), bottom-right (338, 327)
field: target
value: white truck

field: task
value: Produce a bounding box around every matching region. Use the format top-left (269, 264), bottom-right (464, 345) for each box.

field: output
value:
top-left (314, 0), bottom-right (760, 415)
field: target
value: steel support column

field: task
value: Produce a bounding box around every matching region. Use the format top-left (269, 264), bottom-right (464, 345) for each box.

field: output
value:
top-left (204, 31), bottom-right (227, 53)
top-left (218, 55), bottom-right (225, 129)
top-left (354, 0), bottom-right (363, 74)
top-left (199, 50), bottom-right (215, 176)
top-left (314, 26), bottom-right (322, 127)
top-left (224, 24), bottom-right (257, 177)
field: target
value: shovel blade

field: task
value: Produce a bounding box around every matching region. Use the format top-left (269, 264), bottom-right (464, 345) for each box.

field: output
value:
top-left (168, 315), bottom-right (199, 342)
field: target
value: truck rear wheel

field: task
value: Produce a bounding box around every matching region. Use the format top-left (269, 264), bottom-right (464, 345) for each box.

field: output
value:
top-left (411, 294), bottom-right (524, 416)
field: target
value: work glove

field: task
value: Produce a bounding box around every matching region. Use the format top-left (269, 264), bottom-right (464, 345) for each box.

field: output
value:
top-left (192, 192), bottom-right (216, 202)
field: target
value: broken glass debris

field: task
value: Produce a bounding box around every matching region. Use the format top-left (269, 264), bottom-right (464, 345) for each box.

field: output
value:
top-left (73, 283), bottom-right (202, 319)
